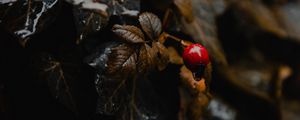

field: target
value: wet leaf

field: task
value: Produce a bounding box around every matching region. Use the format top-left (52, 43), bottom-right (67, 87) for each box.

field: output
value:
top-left (139, 12), bottom-right (162, 40)
top-left (0, 0), bottom-right (61, 47)
top-left (112, 24), bottom-right (145, 44)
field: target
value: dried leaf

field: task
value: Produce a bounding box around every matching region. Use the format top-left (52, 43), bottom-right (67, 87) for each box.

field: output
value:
top-left (85, 42), bottom-right (138, 79)
top-left (139, 12), bottom-right (162, 40)
top-left (174, 0), bottom-right (194, 22)
top-left (153, 42), bottom-right (169, 71)
top-left (137, 44), bottom-right (156, 73)
top-left (85, 42), bottom-right (166, 118)
top-left (106, 43), bottom-right (138, 76)
top-left (85, 31), bottom-right (169, 118)
top-left (112, 24), bottom-right (145, 44)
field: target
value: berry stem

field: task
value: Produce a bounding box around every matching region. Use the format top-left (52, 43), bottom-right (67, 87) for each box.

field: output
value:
top-left (159, 32), bottom-right (192, 47)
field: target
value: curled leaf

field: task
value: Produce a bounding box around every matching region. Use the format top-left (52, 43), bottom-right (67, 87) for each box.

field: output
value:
top-left (112, 24), bottom-right (145, 44)
top-left (139, 12), bottom-right (162, 40)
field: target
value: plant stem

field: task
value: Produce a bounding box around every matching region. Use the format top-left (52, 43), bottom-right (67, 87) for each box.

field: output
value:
top-left (159, 32), bottom-right (192, 47)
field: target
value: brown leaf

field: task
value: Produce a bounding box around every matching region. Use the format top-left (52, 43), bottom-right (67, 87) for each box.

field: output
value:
top-left (106, 43), bottom-right (137, 77)
top-left (138, 12), bottom-right (162, 40)
top-left (112, 24), bottom-right (145, 44)
top-left (174, 0), bottom-right (194, 22)
top-left (86, 42), bottom-right (165, 118)
top-left (152, 42), bottom-right (169, 71)
top-left (137, 44), bottom-right (156, 73)
top-left (95, 43), bottom-right (137, 115)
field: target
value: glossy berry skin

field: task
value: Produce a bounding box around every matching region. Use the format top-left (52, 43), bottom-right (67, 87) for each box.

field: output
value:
top-left (182, 44), bottom-right (210, 72)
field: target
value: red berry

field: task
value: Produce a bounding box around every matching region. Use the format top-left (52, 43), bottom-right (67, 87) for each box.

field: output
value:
top-left (182, 44), bottom-right (210, 72)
